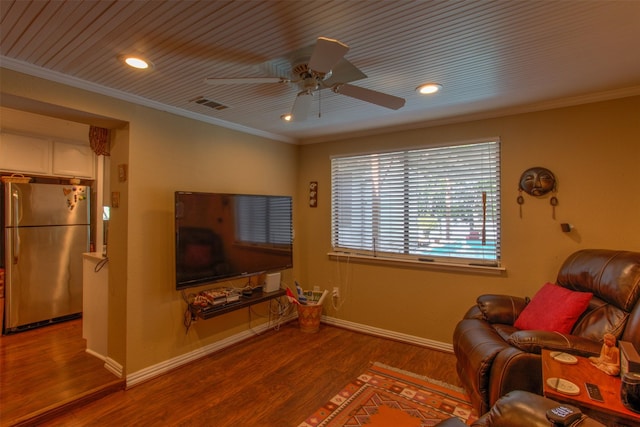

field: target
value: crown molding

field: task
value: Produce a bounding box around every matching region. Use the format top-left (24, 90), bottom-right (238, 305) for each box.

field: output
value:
top-left (300, 85), bottom-right (640, 145)
top-left (0, 56), bottom-right (296, 144)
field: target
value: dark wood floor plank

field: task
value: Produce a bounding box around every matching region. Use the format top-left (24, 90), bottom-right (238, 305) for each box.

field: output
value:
top-left (0, 320), bottom-right (123, 426)
top-left (1, 317), bottom-right (462, 426)
top-left (24, 321), bottom-right (461, 426)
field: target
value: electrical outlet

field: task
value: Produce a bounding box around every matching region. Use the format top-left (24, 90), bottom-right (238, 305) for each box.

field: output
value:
top-left (332, 287), bottom-right (340, 298)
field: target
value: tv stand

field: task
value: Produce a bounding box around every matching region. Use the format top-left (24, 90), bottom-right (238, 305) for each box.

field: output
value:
top-left (189, 288), bottom-right (286, 320)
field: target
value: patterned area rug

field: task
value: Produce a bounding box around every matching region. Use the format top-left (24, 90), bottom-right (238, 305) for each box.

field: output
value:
top-left (299, 362), bottom-right (477, 427)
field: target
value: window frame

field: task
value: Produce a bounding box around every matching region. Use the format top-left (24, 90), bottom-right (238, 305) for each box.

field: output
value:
top-left (330, 139), bottom-right (502, 269)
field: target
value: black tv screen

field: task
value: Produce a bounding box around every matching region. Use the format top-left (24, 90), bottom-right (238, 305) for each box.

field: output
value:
top-left (175, 191), bottom-right (293, 290)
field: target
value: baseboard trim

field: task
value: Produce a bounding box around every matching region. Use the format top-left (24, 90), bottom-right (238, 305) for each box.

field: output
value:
top-left (125, 313), bottom-right (452, 388)
top-left (104, 357), bottom-right (124, 379)
top-left (85, 348), bottom-right (106, 362)
top-left (125, 314), bottom-right (296, 388)
top-left (320, 315), bottom-right (454, 353)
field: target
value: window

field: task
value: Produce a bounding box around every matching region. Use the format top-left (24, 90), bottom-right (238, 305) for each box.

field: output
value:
top-left (331, 140), bottom-right (501, 265)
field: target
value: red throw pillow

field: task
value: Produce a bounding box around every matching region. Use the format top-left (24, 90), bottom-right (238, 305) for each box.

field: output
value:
top-left (514, 283), bottom-right (592, 333)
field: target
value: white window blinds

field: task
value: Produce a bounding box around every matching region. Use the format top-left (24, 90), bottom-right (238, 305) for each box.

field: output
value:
top-left (331, 140), bottom-right (501, 264)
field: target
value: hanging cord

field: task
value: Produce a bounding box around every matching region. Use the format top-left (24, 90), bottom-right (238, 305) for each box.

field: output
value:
top-left (94, 257), bottom-right (108, 272)
top-left (481, 191), bottom-right (487, 245)
top-left (332, 253), bottom-right (350, 311)
top-left (248, 296), bottom-right (292, 335)
top-left (182, 290), bottom-right (197, 333)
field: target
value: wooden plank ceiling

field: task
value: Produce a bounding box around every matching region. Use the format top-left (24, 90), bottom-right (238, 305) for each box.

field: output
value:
top-left (1, 0), bottom-right (639, 143)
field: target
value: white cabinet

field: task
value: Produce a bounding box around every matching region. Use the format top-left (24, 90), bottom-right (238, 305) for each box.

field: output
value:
top-left (53, 141), bottom-right (95, 178)
top-left (0, 131), bottom-right (51, 174)
top-left (0, 131), bottom-right (95, 179)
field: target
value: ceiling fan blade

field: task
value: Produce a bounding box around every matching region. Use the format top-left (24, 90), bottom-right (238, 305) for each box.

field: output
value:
top-left (291, 91), bottom-right (313, 121)
top-left (322, 58), bottom-right (367, 86)
top-left (204, 77), bottom-right (288, 85)
top-left (333, 83), bottom-right (405, 110)
top-left (308, 37), bottom-right (349, 75)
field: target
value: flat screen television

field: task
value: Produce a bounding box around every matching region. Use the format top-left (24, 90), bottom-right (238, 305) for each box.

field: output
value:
top-left (175, 191), bottom-right (293, 290)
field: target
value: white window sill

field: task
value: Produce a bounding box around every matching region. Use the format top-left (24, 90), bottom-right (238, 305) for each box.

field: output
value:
top-left (327, 251), bottom-right (506, 275)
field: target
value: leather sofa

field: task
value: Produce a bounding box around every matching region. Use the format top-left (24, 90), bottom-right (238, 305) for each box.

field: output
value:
top-left (435, 390), bottom-right (605, 426)
top-left (453, 249), bottom-right (640, 414)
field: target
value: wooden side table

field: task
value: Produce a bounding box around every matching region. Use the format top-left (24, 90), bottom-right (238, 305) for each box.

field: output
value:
top-left (542, 349), bottom-right (640, 426)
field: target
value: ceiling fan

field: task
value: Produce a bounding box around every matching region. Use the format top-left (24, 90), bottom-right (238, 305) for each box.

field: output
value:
top-left (204, 37), bottom-right (405, 121)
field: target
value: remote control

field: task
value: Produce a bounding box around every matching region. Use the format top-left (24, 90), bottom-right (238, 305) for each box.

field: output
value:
top-left (546, 405), bottom-right (582, 425)
top-left (585, 382), bottom-right (604, 402)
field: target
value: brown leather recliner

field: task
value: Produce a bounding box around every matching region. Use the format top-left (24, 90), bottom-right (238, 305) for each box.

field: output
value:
top-left (435, 390), bottom-right (605, 426)
top-left (453, 249), bottom-right (640, 415)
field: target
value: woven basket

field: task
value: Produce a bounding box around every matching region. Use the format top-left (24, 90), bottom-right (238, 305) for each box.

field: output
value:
top-left (297, 304), bottom-right (323, 333)
top-left (1, 174), bottom-right (32, 184)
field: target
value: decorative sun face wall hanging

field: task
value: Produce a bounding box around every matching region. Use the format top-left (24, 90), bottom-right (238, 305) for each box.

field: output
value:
top-left (519, 167), bottom-right (556, 196)
top-left (517, 167), bottom-right (559, 218)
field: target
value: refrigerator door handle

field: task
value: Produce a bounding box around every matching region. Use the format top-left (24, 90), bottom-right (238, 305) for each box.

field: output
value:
top-left (11, 185), bottom-right (23, 224)
top-left (9, 187), bottom-right (21, 264)
top-left (12, 228), bottom-right (20, 264)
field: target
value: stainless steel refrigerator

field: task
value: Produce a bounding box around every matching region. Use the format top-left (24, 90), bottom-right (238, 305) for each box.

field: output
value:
top-left (3, 182), bottom-right (90, 333)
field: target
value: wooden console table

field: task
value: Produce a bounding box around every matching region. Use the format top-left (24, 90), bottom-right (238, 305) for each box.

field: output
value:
top-left (189, 288), bottom-right (286, 320)
top-left (542, 349), bottom-right (640, 426)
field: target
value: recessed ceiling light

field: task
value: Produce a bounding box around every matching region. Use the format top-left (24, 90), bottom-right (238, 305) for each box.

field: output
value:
top-left (281, 113), bottom-right (292, 122)
top-left (416, 83), bottom-right (442, 95)
top-left (122, 56), bottom-right (152, 69)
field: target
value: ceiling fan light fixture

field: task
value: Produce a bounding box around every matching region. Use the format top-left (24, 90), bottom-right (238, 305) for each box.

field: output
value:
top-left (122, 55), bottom-right (152, 70)
top-left (416, 83), bottom-right (442, 95)
top-left (202, 36), bottom-right (403, 120)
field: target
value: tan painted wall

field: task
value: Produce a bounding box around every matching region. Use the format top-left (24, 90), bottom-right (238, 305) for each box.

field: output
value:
top-left (0, 107), bottom-right (90, 141)
top-left (106, 125), bottom-right (129, 368)
top-left (1, 68), bottom-right (299, 375)
top-left (122, 106), bottom-right (298, 374)
top-left (296, 96), bottom-right (640, 343)
top-left (2, 66), bottom-right (638, 375)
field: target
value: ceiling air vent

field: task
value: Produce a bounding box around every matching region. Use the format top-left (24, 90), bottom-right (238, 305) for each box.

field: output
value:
top-left (192, 97), bottom-right (229, 111)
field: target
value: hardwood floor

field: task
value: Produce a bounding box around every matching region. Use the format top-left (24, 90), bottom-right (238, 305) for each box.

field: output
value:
top-left (2, 319), bottom-right (464, 427)
top-left (0, 319), bottom-right (124, 426)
